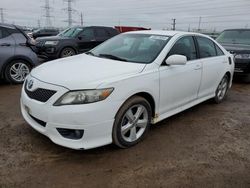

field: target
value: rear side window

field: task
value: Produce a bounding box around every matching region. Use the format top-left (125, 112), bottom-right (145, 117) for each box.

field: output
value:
top-left (168, 36), bottom-right (197, 61)
top-left (197, 36), bottom-right (217, 58)
top-left (95, 28), bottom-right (109, 37)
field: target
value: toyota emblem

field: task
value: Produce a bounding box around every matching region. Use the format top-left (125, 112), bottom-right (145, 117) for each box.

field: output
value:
top-left (28, 80), bottom-right (34, 89)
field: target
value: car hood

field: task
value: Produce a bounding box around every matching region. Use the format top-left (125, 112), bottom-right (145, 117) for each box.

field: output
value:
top-left (220, 43), bottom-right (250, 54)
top-left (31, 54), bottom-right (146, 90)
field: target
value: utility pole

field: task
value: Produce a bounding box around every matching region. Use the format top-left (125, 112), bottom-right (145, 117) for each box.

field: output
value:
top-left (43, 0), bottom-right (53, 28)
top-left (172, 18), bottom-right (176, 31)
top-left (198, 16), bottom-right (202, 32)
top-left (0, 8), bottom-right (5, 23)
top-left (63, 0), bottom-right (76, 27)
top-left (37, 19), bottom-right (41, 28)
top-left (80, 12), bottom-right (83, 26)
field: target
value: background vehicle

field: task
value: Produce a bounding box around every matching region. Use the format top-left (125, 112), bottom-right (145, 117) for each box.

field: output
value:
top-left (216, 29), bottom-right (250, 82)
top-left (115, 26), bottom-right (151, 33)
top-left (31, 28), bottom-right (59, 39)
top-left (35, 26), bottom-right (119, 60)
top-left (0, 23), bottom-right (39, 84)
top-left (21, 31), bottom-right (234, 150)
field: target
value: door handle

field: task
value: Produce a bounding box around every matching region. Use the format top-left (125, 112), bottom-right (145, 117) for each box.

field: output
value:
top-left (0, 43), bottom-right (11, 47)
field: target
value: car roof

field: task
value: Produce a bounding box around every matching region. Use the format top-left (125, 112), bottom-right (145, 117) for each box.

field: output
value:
top-left (222, 29), bottom-right (250, 31)
top-left (125, 30), bottom-right (205, 37)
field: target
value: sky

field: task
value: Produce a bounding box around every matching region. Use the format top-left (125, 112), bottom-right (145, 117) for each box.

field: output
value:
top-left (1, 0), bottom-right (250, 32)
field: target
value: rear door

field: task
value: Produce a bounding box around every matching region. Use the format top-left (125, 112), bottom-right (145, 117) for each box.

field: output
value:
top-left (0, 27), bottom-right (15, 69)
top-left (159, 36), bottom-right (202, 114)
top-left (77, 28), bottom-right (96, 53)
top-left (195, 36), bottom-right (228, 98)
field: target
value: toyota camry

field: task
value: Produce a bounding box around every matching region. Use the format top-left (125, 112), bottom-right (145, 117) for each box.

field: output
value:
top-left (21, 30), bottom-right (234, 150)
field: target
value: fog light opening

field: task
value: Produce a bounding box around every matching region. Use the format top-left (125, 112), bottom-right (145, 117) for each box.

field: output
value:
top-left (57, 128), bottom-right (84, 140)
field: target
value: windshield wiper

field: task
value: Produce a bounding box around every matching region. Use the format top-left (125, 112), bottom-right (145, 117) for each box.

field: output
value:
top-left (98, 54), bottom-right (128, 62)
top-left (85, 51), bottom-right (96, 56)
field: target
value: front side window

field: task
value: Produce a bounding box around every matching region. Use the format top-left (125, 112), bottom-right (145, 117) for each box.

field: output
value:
top-left (197, 36), bottom-right (217, 58)
top-left (215, 44), bottom-right (224, 56)
top-left (95, 28), bottom-right (109, 37)
top-left (168, 36), bottom-right (197, 61)
top-left (89, 34), bottom-right (170, 64)
top-left (79, 29), bottom-right (95, 40)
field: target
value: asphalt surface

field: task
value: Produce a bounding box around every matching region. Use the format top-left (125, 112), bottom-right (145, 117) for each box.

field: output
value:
top-left (0, 80), bottom-right (250, 188)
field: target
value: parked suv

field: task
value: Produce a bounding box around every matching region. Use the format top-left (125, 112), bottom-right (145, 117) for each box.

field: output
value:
top-left (217, 29), bottom-right (250, 81)
top-left (35, 26), bottom-right (119, 60)
top-left (0, 23), bottom-right (39, 84)
top-left (31, 28), bottom-right (59, 39)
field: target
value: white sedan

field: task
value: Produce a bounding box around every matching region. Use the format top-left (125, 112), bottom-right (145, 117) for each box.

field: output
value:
top-left (21, 30), bottom-right (234, 150)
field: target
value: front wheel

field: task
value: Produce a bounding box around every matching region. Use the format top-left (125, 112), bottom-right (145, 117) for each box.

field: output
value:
top-left (113, 96), bottom-right (152, 148)
top-left (4, 60), bottom-right (31, 84)
top-left (60, 47), bottom-right (76, 58)
top-left (214, 74), bottom-right (229, 103)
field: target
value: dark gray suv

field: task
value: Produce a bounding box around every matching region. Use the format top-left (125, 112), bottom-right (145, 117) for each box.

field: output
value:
top-left (0, 23), bottom-right (39, 84)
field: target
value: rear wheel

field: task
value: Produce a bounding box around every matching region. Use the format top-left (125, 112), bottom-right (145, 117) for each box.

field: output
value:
top-left (4, 60), bottom-right (31, 84)
top-left (214, 74), bottom-right (229, 103)
top-left (60, 47), bottom-right (76, 58)
top-left (113, 96), bottom-right (152, 148)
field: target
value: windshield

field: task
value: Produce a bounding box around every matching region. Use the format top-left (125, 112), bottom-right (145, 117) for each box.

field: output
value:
top-left (58, 27), bottom-right (83, 38)
top-left (89, 34), bottom-right (170, 64)
top-left (216, 30), bottom-right (250, 45)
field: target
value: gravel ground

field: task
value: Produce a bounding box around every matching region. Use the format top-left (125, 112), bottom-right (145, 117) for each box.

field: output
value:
top-left (0, 81), bottom-right (250, 188)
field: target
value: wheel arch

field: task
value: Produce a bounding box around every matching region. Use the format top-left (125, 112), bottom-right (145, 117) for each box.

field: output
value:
top-left (116, 92), bottom-right (156, 119)
top-left (59, 46), bottom-right (78, 56)
top-left (1, 55), bottom-right (33, 78)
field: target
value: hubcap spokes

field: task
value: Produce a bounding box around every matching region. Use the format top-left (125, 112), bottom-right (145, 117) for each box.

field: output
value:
top-left (217, 78), bottom-right (228, 100)
top-left (10, 63), bottom-right (30, 82)
top-left (121, 105), bottom-right (148, 142)
top-left (62, 50), bottom-right (74, 57)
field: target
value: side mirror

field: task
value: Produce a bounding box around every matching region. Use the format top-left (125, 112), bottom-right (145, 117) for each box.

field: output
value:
top-left (165, 55), bottom-right (187, 66)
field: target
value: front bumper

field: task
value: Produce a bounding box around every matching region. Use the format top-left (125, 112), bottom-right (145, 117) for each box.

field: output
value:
top-left (20, 76), bottom-right (121, 150)
top-left (234, 58), bottom-right (250, 75)
top-left (35, 45), bottom-right (60, 60)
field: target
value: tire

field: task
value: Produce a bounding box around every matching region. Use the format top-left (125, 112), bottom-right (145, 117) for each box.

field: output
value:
top-left (214, 74), bottom-right (229, 104)
top-left (112, 96), bottom-right (152, 148)
top-left (59, 47), bottom-right (76, 58)
top-left (4, 60), bottom-right (31, 84)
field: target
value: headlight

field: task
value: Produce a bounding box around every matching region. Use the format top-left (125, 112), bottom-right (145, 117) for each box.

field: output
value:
top-left (54, 88), bottom-right (114, 106)
top-left (235, 54), bottom-right (250, 59)
top-left (45, 41), bottom-right (59, 45)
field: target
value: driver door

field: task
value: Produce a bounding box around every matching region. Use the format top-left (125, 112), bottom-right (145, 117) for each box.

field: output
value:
top-left (159, 36), bottom-right (202, 115)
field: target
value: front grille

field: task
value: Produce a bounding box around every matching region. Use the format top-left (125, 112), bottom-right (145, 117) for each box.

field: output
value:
top-left (235, 62), bottom-right (249, 69)
top-left (29, 114), bottom-right (46, 127)
top-left (25, 82), bottom-right (57, 103)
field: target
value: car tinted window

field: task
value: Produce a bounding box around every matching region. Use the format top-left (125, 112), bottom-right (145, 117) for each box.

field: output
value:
top-left (216, 30), bottom-right (250, 45)
top-left (197, 36), bottom-right (217, 58)
top-left (215, 44), bottom-right (224, 56)
top-left (95, 28), bottom-right (109, 37)
top-left (79, 29), bottom-right (95, 40)
top-left (0, 27), bottom-right (10, 39)
top-left (168, 36), bottom-right (197, 61)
